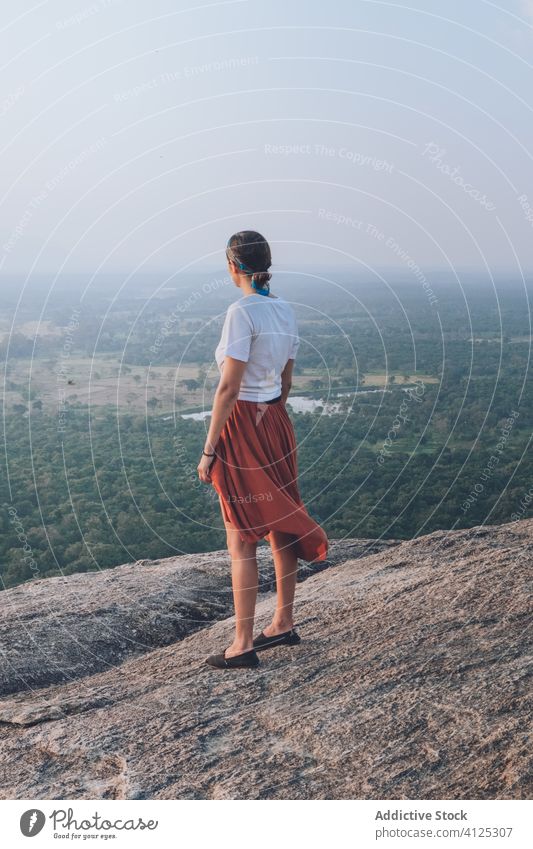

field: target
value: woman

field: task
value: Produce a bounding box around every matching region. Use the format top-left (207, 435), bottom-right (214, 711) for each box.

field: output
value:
top-left (197, 231), bottom-right (328, 670)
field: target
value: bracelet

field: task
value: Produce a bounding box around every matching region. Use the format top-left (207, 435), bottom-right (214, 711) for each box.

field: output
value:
top-left (202, 450), bottom-right (216, 457)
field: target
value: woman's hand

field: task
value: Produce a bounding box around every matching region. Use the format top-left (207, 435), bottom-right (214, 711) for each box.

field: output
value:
top-left (197, 453), bottom-right (215, 483)
top-left (197, 357), bottom-right (245, 484)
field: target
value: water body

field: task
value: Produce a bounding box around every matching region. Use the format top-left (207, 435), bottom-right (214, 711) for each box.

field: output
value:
top-left (180, 390), bottom-right (391, 420)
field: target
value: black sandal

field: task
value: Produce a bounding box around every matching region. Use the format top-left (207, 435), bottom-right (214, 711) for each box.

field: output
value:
top-left (205, 647), bottom-right (260, 669)
top-left (253, 627), bottom-right (301, 651)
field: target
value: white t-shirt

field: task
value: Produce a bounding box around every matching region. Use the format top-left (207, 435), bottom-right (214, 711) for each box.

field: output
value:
top-left (215, 293), bottom-right (300, 402)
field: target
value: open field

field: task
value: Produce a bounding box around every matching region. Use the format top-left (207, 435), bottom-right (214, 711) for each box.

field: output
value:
top-left (0, 319), bottom-right (63, 341)
top-left (3, 355), bottom-right (438, 414)
top-left (360, 372), bottom-right (438, 386)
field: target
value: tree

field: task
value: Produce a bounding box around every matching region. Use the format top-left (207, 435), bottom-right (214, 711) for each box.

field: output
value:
top-left (181, 379), bottom-right (200, 392)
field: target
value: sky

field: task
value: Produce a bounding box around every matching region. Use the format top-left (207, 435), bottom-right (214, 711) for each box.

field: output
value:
top-left (1, 0), bottom-right (533, 281)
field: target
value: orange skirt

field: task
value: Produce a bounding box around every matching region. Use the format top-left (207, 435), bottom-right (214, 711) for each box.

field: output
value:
top-left (210, 398), bottom-right (328, 563)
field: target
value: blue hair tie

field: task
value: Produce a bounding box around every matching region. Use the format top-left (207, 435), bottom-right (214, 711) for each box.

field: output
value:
top-left (251, 274), bottom-right (270, 295)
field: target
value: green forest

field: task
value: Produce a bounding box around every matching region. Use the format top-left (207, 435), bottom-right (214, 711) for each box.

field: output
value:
top-left (1, 273), bottom-right (532, 589)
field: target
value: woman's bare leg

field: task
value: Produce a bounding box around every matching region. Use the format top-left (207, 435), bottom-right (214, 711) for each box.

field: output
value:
top-left (263, 530), bottom-right (298, 637)
top-left (220, 503), bottom-right (258, 656)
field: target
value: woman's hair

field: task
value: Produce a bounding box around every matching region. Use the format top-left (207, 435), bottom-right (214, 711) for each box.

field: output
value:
top-left (226, 230), bottom-right (272, 289)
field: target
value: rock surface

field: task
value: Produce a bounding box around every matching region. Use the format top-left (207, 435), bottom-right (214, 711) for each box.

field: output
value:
top-left (0, 521), bottom-right (531, 800)
top-left (0, 538), bottom-right (397, 696)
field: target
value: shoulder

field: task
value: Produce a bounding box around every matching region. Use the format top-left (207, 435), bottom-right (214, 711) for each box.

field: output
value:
top-left (268, 294), bottom-right (291, 308)
top-left (227, 298), bottom-right (249, 314)
top-left (225, 299), bottom-right (254, 325)
top-left (277, 297), bottom-right (297, 320)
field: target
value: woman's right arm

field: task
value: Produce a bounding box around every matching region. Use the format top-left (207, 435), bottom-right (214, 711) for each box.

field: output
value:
top-left (281, 358), bottom-right (295, 404)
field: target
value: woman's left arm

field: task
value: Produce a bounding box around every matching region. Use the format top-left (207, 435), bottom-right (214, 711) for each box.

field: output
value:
top-left (197, 356), bottom-right (247, 483)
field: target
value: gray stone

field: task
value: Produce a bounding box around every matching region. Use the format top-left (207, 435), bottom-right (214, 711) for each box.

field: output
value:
top-left (0, 522), bottom-right (530, 800)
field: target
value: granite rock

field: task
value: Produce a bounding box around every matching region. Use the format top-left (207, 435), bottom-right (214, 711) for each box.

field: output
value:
top-left (0, 522), bottom-right (530, 800)
top-left (0, 538), bottom-right (396, 696)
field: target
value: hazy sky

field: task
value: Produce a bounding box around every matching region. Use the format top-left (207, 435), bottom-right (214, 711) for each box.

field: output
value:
top-left (1, 0), bottom-right (533, 279)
